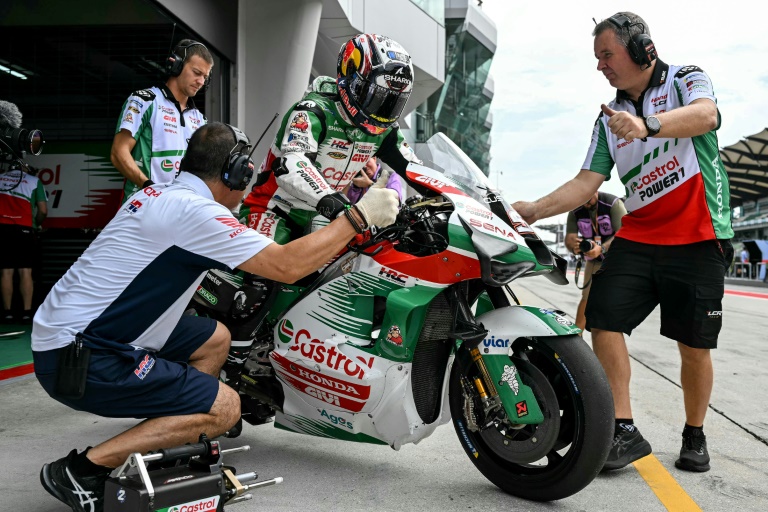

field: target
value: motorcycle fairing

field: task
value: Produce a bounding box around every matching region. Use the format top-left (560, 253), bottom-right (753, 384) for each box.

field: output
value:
top-left (477, 307), bottom-right (582, 356)
top-left (268, 247), bottom-right (464, 445)
top-left (264, 134), bottom-right (579, 443)
top-left (469, 306), bottom-right (582, 424)
top-left (275, 413), bottom-right (388, 445)
top-left (405, 160), bottom-right (567, 284)
top-left (274, 353), bottom-right (455, 448)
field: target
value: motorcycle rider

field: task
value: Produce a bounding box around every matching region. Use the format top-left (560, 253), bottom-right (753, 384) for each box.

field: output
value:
top-left (239, 33), bottom-right (422, 242)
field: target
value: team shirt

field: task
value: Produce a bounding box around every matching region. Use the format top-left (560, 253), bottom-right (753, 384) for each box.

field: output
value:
top-left (582, 60), bottom-right (734, 244)
top-left (32, 172), bottom-right (272, 352)
top-left (0, 170), bottom-right (47, 228)
top-left (116, 85), bottom-right (206, 200)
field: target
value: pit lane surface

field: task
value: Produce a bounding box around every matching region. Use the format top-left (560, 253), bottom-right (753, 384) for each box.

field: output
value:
top-left (1, 278), bottom-right (766, 511)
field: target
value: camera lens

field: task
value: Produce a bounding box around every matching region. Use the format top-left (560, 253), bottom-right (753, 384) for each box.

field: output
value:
top-left (579, 239), bottom-right (594, 253)
top-left (28, 129), bottom-right (44, 155)
top-left (1, 127), bottom-right (45, 156)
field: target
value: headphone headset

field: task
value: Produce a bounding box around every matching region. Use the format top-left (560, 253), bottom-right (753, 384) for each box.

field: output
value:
top-left (221, 125), bottom-right (255, 191)
top-left (166, 40), bottom-right (211, 90)
top-left (607, 14), bottom-right (657, 68)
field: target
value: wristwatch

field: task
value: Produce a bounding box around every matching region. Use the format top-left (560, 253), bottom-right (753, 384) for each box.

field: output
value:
top-left (644, 115), bottom-right (661, 137)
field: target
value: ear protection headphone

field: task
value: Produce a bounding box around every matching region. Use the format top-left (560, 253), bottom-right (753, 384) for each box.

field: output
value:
top-left (607, 14), bottom-right (657, 68)
top-left (166, 41), bottom-right (211, 90)
top-left (222, 125), bottom-right (255, 191)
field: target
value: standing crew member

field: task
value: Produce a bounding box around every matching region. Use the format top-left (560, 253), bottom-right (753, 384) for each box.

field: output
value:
top-left (111, 39), bottom-right (212, 202)
top-left (512, 12), bottom-right (733, 473)
top-left (0, 165), bottom-right (47, 322)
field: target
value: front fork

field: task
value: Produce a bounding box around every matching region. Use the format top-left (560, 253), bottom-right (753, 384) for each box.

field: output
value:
top-left (450, 285), bottom-right (544, 429)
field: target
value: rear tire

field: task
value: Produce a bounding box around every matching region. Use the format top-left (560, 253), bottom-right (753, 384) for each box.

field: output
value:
top-left (449, 335), bottom-right (614, 501)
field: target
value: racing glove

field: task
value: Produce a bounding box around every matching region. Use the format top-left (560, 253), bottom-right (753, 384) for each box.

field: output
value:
top-left (316, 192), bottom-right (351, 220)
top-left (355, 188), bottom-right (400, 228)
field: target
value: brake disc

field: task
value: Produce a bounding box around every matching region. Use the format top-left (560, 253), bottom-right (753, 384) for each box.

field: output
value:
top-left (478, 358), bottom-right (560, 464)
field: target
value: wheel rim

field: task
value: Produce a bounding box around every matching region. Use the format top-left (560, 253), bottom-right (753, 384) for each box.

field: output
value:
top-left (477, 358), bottom-right (561, 464)
top-left (456, 341), bottom-right (585, 477)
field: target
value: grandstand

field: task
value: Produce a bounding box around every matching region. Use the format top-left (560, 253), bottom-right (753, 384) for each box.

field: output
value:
top-left (721, 128), bottom-right (768, 241)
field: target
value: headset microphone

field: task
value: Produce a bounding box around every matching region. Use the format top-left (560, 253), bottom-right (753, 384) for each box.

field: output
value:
top-left (247, 113), bottom-right (280, 160)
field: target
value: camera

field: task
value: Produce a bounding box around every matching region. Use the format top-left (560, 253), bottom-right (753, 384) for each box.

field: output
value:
top-left (1, 126), bottom-right (44, 157)
top-left (579, 238), bottom-right (595, 253)
top-left (0, 100), bottom-right (44, 159)
top-left (0, 100), bottom-right (45, 192)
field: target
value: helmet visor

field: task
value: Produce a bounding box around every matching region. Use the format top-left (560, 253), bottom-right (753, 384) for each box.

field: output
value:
top-left (351, 74), bottom-right (410, 124)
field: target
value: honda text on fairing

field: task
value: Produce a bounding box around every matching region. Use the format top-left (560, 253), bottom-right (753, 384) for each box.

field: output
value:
top-left (189, 133), bottom-right (615, 502)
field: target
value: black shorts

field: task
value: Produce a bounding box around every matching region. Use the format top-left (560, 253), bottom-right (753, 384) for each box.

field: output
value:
top-left (0, 224), bottom-right (36, 269)
top-left (585, 237), bottom-right (730, 349)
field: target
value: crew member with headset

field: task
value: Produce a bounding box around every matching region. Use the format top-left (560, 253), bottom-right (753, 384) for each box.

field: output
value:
top-left (513, 11), bottom-right (734, 472)
top-left (35, 122), bottom-right (401, 512)
top-left (110, 39), bottom-right (213, 203)
top-left (565, 190), bottom-right (626, 330)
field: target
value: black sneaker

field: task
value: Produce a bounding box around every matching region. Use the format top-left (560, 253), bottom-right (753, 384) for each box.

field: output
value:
top-left (40, 449), bottom-right (110, 512)
top-left (675, 429), bottom-right (710, 472)
top-left (602, 423), bottom-right (653, 471)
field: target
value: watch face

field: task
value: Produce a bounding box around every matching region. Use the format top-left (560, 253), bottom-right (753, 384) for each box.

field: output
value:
top-left (647, 116), bottom-right (661, 133)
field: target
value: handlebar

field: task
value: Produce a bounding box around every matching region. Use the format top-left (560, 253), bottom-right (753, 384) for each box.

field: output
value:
top-left (346, 196), bottom-right (450, 257)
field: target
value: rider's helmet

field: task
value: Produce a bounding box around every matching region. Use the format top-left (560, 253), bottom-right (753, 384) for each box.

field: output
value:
top-left (337, 34), bottom-right (414, 135)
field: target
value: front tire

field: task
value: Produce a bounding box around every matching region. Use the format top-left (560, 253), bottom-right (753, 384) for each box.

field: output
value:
top-left (449, 335), bottom-right (614, 501)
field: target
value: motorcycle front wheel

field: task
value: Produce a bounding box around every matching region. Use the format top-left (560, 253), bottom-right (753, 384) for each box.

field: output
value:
top-left (449, 335), bottom-right (614, 501)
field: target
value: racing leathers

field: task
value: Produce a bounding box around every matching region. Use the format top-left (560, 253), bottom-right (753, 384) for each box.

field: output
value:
top-left (240, 77), bottom-right (421, 243)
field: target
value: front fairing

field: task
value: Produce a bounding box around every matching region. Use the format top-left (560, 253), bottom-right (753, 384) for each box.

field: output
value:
top-left (406, 134), bottom-right (566, 285)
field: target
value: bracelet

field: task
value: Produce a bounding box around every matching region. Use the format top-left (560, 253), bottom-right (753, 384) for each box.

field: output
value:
top-left (350, 205), bottom-right (368, 230)
top-left (142, 179), bottom-right (154, 189)
top-left (343, 208), bottom-right (364, 234)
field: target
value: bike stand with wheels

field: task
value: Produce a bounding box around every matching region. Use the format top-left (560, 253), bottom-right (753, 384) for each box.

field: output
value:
top-left (104, 434), bottom-right (282, 511)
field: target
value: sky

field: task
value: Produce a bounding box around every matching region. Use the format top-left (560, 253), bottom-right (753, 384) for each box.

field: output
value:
top-left (481, 1), bottom-right (768, 225)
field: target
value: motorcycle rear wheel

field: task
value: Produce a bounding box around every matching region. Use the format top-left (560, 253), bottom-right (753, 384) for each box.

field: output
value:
top-left (449, 335), bottom-right (614, 501)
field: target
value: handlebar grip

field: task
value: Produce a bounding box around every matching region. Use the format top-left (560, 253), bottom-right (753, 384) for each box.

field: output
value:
top-left (158, 442), bottom-right (208, 462)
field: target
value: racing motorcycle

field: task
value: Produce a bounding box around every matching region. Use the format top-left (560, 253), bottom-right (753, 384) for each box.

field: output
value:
top-left (188, 133), bottom-right (614, 502)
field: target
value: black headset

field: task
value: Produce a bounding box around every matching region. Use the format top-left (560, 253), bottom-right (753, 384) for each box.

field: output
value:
top-left (222, 125), bottom-right (255, 191)
top-left (166, 40), bottom-right (211, 90)
top-left (607, 14), bottom-right (657, 68)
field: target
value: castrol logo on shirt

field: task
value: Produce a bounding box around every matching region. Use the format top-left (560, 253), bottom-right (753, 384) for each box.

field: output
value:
top-left (629, 156), bottom-right (682, 194)
top-left (624, 153), bottom-right (694, 211)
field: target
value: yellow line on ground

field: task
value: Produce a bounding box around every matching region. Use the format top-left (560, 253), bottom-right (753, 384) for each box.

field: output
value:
top-left (633, 454), bottom-right (702, 512)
